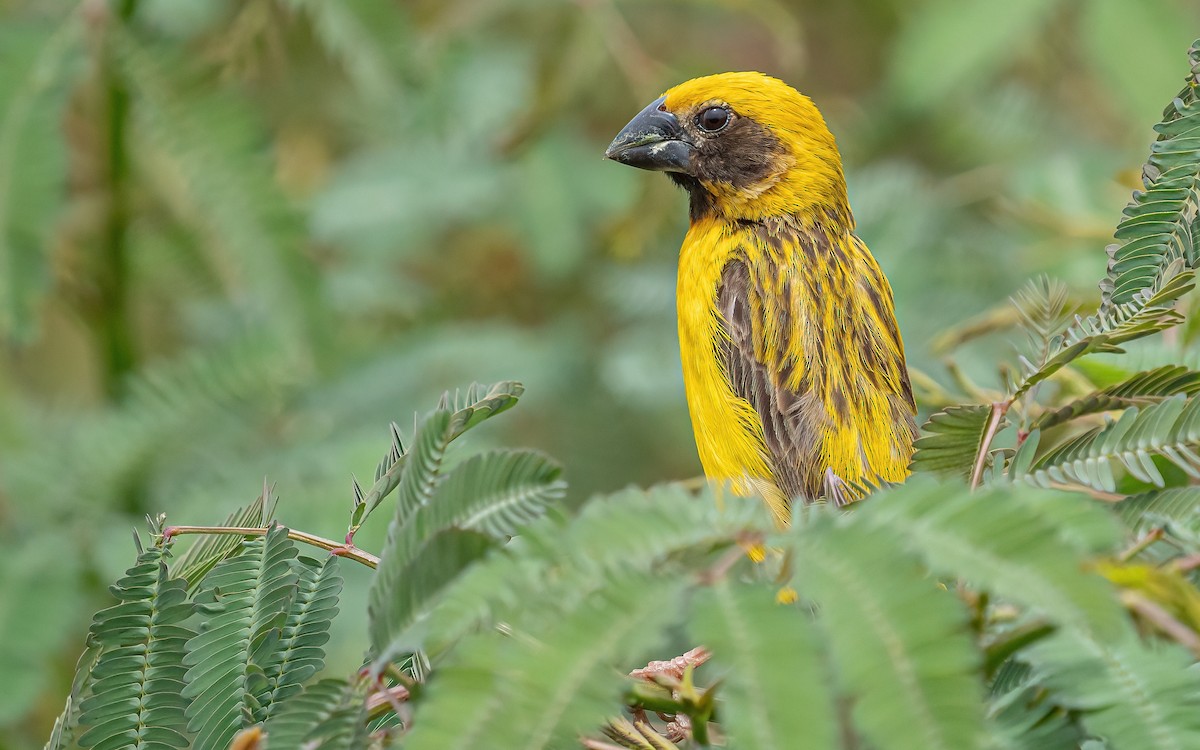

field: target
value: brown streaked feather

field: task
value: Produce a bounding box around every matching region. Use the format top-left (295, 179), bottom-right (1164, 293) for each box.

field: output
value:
top-left (717, 257), bottom-right (826, 503)
top-left (715, 219), bottom-right (916, 507)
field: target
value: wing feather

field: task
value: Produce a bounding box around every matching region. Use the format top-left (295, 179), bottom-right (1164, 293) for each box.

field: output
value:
top-left (715, 224), bottom-right (916, 506)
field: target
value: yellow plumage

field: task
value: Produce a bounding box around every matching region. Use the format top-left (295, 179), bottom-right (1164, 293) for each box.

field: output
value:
top-left (607, 72), bottom-right (917, 524)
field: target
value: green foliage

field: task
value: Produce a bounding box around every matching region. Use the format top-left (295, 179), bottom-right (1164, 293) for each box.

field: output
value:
top-left (897, 33), bottom-right (1200, 750)
top-left (77, 543), bottom-right (193, 750)
top-left (258, 555), bottom-right (343, 722)
top-left (171, 487), bottom-right (275, 588)
top-left (865, 482), bottom-right (1123, 634)
top-left (0, 13), bottom-right (80, 341)
top-left (793, 514), bottom-right (986, 750)
top-left (1024, 628), bottom-right (1200, 750)
top-left (1103, 39), bottom-right (1200, 305)
top-left (1022, 394), bottom-right (1200, 491)
top-left (408, 574), bottom-right (686, 749)
top-left (261, 677), bottom-right (368, 750)
top-left (182, 525), bottom-right (300, 748)
top-left (12, 3), bottom-right (1200, 749)
top-left (349, 381), bottom-right (526, 539)
top-left (690, 583), bottom-right (835, 750)
top-left (910, 403), bottom-right (997, 478)
top-left (1033, 365), bottom-right (1200, 431)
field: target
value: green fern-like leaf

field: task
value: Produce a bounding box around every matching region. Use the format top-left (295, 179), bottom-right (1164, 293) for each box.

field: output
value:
top-left (441, 380), bottom-right (524, 440)
top-left (0, 16), bottom-right (81, 341)
top-left (1103, 39), bottom-right (1200, 306)
top-left (910, 404), bottom-right (998, 478)
top-left (256, 555), bottom-right (343, 723)
top-left (368, 528), bottom-right (494, 669)
top-left (1119, 487), bottom-right (1200, 542)
top-left (419, 484), bottom-right (768, 660)
top-left (988, 681), bottom-right (1085, 750)
top-left (262, 677), bottom-right (368, 750)
top-left (1024, 393), bottom-right (1200, 491)
top-left (368, 409), bottom-right (502, 665)
top-left (182, 525), bottom-right (299, 750)
top-left (385, 449), bottom-right (565, 567)
top-left (440, 449), bottom-right (565, 536)
top-left (365, 448), bottom-right (564, 667)
top-left (1010, 276), bottom-right (1080, 392)
top-left (862, 479), bottom-right (1124, 634)
top-left (349, 381), bottom-right (524, 536)
top-left (690, 583), bottom-right (837, 750)
top-left (1033, 365), bottom-right (1200, 431)
top-left (172, 485), bottom-right (276, 588)
top-left (790, 520), bottom-right (986, 750)
top-left (76, 545), bottom-right (195, 750)
top-left (863, 481), bottom-right (1199, 747)
top-left (1025, 629), bottom-right (1200, 750)
top-left (1117, 488), bottom-right (1200, 567)
top-left (404, 573), bottom-right (686, 750)
top-left (1010, 263), bottom-right (1194, 399)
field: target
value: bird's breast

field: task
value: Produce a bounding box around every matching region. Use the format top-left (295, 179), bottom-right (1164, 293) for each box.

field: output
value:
top-left (676, 220), bottom-right (774, 491)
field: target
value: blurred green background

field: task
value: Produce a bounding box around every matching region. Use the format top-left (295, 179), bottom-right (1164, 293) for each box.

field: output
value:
top-left (1, 0), bottom-right (1198, 746)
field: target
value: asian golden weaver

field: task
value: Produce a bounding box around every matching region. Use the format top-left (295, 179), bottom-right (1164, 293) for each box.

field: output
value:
top-left (605, 72), bottom-right (917, 525)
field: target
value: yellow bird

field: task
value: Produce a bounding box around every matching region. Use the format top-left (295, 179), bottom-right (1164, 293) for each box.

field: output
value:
top-left (605, 72), bottom-right (917, 524)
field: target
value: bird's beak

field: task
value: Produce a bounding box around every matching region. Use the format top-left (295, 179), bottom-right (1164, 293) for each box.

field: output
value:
top-left (604, 96), bottom-right (695, 174)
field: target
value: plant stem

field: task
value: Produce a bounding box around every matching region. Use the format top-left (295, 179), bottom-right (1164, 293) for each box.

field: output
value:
top-left (1122, 591), bottom-right (1200, 658)
top-left (161, 524), bottom-right (380, 568)
top-left (96, 0), bottom-right (140, 399)
top-left (1118, 527), bottom-right (1165, 562)
top-left (970, 400), bottom-right (1009, 490)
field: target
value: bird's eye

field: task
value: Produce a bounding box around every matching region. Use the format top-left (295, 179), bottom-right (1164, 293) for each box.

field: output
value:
top-left (697, 106), bottom-right (730, 132)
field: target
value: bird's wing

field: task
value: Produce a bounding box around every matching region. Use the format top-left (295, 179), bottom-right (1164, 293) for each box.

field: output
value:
top-left (716, 255), bottom-right (821, 502)
top-left (715, 229), bottom-right (917, 504)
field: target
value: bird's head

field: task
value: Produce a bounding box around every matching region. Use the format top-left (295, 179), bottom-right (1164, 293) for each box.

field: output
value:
top-left (605, 72), bottom-right (849, 225)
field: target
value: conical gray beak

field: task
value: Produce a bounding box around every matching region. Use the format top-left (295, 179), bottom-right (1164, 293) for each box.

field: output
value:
top-left (605, 96), bottom-right (695, 174)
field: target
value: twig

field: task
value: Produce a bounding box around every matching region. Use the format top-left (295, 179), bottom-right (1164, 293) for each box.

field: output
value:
top-left (161, 525), bottom-right (380, 568)
top-left (1170, 553), bottom-right (1200, 573)
top-left (580, 740), bottom-right (628, 750)
top-left (366, 683), bottom-right (411, 718)
top-left (1046, 482), bottom-right (1126, 503)
top-left (1122, 591), bottom-right (1200, 658)
top-left (970, 401), bottom-right (1010, 490)
top-left (1118, 527), bottom-right (1164, 562)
